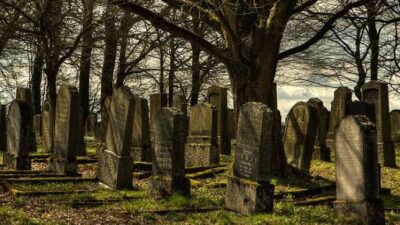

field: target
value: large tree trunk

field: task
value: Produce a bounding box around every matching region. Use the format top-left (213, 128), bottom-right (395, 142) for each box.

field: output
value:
top-left (115, 12), bottom-right (134, 88)
top-left (79, 0), bottom-right (95, 123)
top-left (168, 37), bottom-right (176, 106)
top-left (101, 3), bottom-right (118, 104)
top-left (31, 43), bottom-right (44, 114)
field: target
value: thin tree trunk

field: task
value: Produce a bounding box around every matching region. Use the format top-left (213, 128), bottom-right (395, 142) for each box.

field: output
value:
top-left (367, 1), bottom-right (379, 81)
top-left (168, 37), bottom-right (176, 106)
top-left (31, 43), bottom-right (44, 114)
top-left (190, 14), bottom-right (201, 106)
top-left (159, 46), bottom-right (165, 93)
top-left (101, 3), bottom-right (118, 104)
top-left (115, 12), bottom-right (134, 88)
top-left (79, 0), bottom-right (95, 123)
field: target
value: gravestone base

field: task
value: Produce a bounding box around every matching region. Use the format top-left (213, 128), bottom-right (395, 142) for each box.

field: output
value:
top-left (334, 200), bottom-right (385, 225)
top-left (377, 141), bottom-right (396, 167)
top-left (131, 146), bottom-right (152, 162)
top-left (218, 136), bottom-right (231, 155)
top-left (225, 176), bottom-right (274, 215)
top-left (97, 148), bottom-right (133, 189)
top-left (185, 143), bottom-right (219, 167)
top-left (49, 158), bottom-right (78, 175)
top-left (312, 146), bottom-right (331, 162)
top-left (4, 153), bottom-right (31, 170)
top-left (149, 176), bottom-right (190, 198)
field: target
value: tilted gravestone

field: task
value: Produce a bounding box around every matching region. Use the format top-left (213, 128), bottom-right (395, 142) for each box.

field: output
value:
top-left (307, 98), bottom-right (330, 161)
top-left (185, 103), bottom-right (219, 167)
top-left (0, 104), bottom-right (6, 151)
top-left (16, 87), bottom-right (37, 152)
top-left (326, 87), bottom-right (352, 153)
top-left (283, 102), bottom-right (318, 171)
top-left (225, 102), bottom-right (275, 214)
top-left (50, 86), bottom-right (82, 175)
top-left (207, 85), bottom-right (231, 155)
top-left (390, 110), bottom-right (400, 143)
top-left (149, 107), bottom-right (190, 198)
top-left (4, 100), bottom-right (32, 170)
top-left (362, 81), bottom-right (396, 167)
top-left (334, 115), bottom-right (384, 224)
top-left (41, 102), bottom-right (51, 153)
top-left (85, 113), bottom-right (97, 138)
top-left (131, 96), bottom-right (152, 162)
top-left (100, 96), bottom-right (112, 142)
top-left (97, 87), bottom-right (135, 189)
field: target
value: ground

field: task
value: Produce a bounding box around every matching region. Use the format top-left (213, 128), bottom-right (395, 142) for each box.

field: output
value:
top-left (0, 143), bottom-right (399, 225)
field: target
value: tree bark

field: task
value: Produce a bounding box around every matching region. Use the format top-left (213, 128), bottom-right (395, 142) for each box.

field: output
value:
top-left (31, 42), bottom-right (44, 115)
top-left (79, 0), bottom-right (95, 123)
top-left (168, 37), bottom-right (176, 106)
top-left (101, 3), bottom-right (118, 104)
top-left (367, 0), bottom-right (379, 81)
top-left (159, 45), bottom-right (165, 93)
top-left (190, 14), bottom-right (201, 106)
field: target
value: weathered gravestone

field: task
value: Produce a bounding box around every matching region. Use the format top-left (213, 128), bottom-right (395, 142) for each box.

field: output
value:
top-left (4, 100), bottom-right (32, 170)
top-left (283, 102), bottom-right (318, 171)
top-left (227, 108), bottom-right (237, 139)
top-left (207, 85), bottom-right (231, 155)
top-left (150, 93), bottom-right (167, 149)
top-left (225, 102), bottom-right (275, 214)
top-left (97, 87), bottom-right (135, 189)
top-left (131, 96), bottom-right (152, 162)
top-left (85, 113), bottom-right (97, 137)
top-left (172, 94), bottom-right (187, 115)
top-left (362, 81), bottom-right (396, 167)
top-left (149, 107), bottom-right (190, 198)
top-left (16, 87), bottom-right (37, 152)
top-left (390, 110), bottom-right (400, 143)
top-left (33, 114), bottom-right (42, 145)
top-left (307, 98), bottom-right (330, 161)
top-left (0, 104), bottom-right (6, 151)
top-left (50, 86), bottom-right (82, 175)
top-left (326, 87), bottom-right (352, 153)
top-left (100, 96), bottom-right (112, 142)
top-left (334, 115), bottom-right (384, 224)
top-left (185, 103), bottom-right (219, 167)
top-left (41, 102), bottom-right (51, 153)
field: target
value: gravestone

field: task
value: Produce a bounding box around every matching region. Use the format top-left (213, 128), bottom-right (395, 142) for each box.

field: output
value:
top-left (100, 96), bottom-right (112, 142)
top-left (4, 100), bottom-right (32, 170)
top-left (50, 86), bottom-right (81, 175)
top-left (85, 113), bottom-right (97, 137)
top-left (307, 98), bottom-right (330, 161)
top-left (172, 94), bottom-right (187, 115)
top-left (97, 87), bottom-right (135, 189)
top-left (33, 114), bottom-right (42, 145)
top-left (149, 107), bottom-right (190, 198)
top-left (362, 81), bottom-right (396, 167)
top-left (16, 87), bottom-right (37, 152)
top-left (227, 108), bottom-right (237, 139)
top-left (41, 102), bottom-right (51, 153)
top-left (390, 110), bottom-right (400, 143)
top-left (225, 102), bottom-right (275, 214)
top-left (150, 93), bottom-right (167, 149)
top-left (0, 104), bottom-right (6, 151)
top-left (347, 101), bottom-right (375, 122)
top-left (334, 115), bottom-right (384, 224)
top-left (283, 102), bottom-right (318, 171)
top-left (326, 87), bottom-right (352, 154)
top-left (76, 109), bottom-right (86, 155)
top-left (131, 96), bottom-right (152, 162)
top-left (185, 103), bottom-right (219, 167)
top-left (207, 85), bottom-right (231, 155)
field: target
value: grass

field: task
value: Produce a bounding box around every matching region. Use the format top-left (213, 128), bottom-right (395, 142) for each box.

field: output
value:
top-left (0, 145), bottom-right (398, 224)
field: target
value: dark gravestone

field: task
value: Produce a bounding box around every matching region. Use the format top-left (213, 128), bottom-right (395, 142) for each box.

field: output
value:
top-left (131, 96), bottom-right (152, 162)
top-left (307, 98), bottom-right (330, 161)
top-left (390, 110), bottom-right (400, 143)
top-left (4, 100), bottom-right (32, 170)
top-left (283, 102), bottom-right (318, 171)
top-left (149, 107), bottom-right (190, 198)
top-left (50, 86), bottom-right (81, 175)
top-left (227, 108), bottom-right (237, 139)
top-left (185, 103), bottom-right (219, 167)
top-left (41, 102), bottom-right (51, 153)
top-left (326, 87), bottom-right (352, 154)
top-left (225, 102), bottom-right (275, 214)
top-left (334, 115), bottom-right (384, 224)
top-left (76, 108), bottom-right (86, 156)
top-left (97, 87), bottom-right (135, 189)
top-left (347, 101), bottom-right (375, 122)
top-left (85, 113), bottom-right (97, 138)
top-left (362, 81), bottom-right (396, 167)
top-left (207, 85), bottom-right (231, 155)
top-left (0, 104), bottom-right (6, 151)
top-left (16, 87), bottom-right (37, 152)
top-left (100, 96), bottom-right (112, 142)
